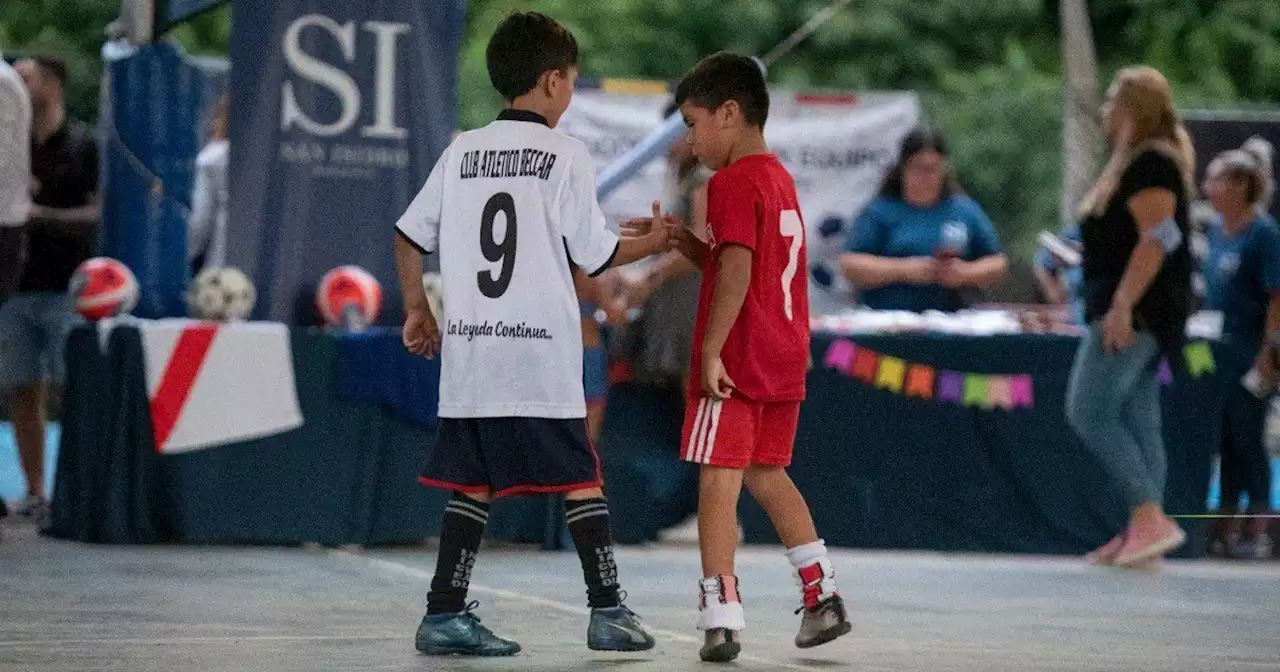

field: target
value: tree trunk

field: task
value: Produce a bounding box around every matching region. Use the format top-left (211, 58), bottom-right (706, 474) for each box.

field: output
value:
top-left (1060, 0), bottom-right (1100, 228)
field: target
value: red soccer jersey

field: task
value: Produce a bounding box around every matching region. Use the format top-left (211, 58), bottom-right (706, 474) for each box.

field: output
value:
top-left (689, 154), bottom-right (810, 402)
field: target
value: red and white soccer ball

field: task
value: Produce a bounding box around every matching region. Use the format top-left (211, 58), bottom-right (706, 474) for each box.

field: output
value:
top-left (70, 257), bottom-right (139, 320)
top-left (317, 265), bottom-right (382, 327)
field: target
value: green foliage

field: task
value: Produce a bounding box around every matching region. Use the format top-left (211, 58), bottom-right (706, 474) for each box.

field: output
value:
top-left (926, 44), bottom-right (1063, 260)
top-left (3, 0), bottom-right (1279, 262)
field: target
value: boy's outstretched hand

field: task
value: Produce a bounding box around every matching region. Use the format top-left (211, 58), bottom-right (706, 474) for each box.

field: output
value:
top-left (665, 217), bottom-right (708, 267)
top-left (620, 200), bottom-right (671, 238)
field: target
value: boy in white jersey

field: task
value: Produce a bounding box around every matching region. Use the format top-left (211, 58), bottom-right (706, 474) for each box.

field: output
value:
top-left (393, 12), bottom-right (668, 657)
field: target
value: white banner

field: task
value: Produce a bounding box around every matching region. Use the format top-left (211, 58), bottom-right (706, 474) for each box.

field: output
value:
top-left (98, 318), bottom-right (305, 454)
top-left (558, 87), bottom-right (921, 312)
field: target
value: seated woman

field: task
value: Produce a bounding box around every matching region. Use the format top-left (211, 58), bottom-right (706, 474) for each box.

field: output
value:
top-left (1200, 137), bottom-right (1279, 558)
top-left (840, 128), bottom-right (1007, 312)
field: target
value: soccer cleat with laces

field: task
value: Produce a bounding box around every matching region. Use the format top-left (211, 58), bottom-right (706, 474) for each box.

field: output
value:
top-left (795, 594), bottom-right (852, 648)
top-left (587, 601), bottom-right (656, 651)
top-left (793, 559), bottom-right (851, 648)
top-left (414, 602), bottom-right (521, 656)
top-left (699, 627), bottom-right (741, 662)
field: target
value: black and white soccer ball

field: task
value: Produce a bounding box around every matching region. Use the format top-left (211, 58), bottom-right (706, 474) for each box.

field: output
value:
top-left (189, 267), bottom-right (256, 321)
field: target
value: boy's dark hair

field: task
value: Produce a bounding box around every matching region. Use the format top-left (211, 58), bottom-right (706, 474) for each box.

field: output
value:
top-left (29, 55), bottom-right (68, 86)
top-left (673, 52), bottom-right (769, 128)
top-left (878, 127), bottom-right (963, 201)
top-left (485, 12), bottom-right (579, 101)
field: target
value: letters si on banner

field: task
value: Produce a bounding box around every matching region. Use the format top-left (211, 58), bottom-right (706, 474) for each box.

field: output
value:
top-left (557, 84), bottom-right (920, 309)
top-left (227, 1), bottom-right (463, 323)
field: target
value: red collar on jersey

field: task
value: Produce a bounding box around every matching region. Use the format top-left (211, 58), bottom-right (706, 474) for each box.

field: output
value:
top-left (497, 109), bottom-right (550, 127)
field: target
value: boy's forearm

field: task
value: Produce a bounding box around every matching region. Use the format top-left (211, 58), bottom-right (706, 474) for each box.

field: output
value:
top-left (648, 250), bottom-right (698, 286)
top-left (610, 231), bottom-right (666, 268)
top-left (395, 234), bottom-right (431, 313)
top-left (702, 246), bottom-right (752, 358)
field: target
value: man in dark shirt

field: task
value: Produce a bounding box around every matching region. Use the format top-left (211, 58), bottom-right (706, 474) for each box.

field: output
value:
top-left (0, 55), bottom-right (99, 519)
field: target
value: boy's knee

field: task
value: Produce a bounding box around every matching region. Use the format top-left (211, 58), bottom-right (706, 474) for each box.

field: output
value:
top-left (743, 464), bottom-right (783, 490)
top-left (743, 465), bottom-right (796, 502)
top-left (459, 490), bottom-right (493, 503)
top-left (566, 486), bottom-right (605, 501)
top-left (698, 465), bottom-right (746, 497)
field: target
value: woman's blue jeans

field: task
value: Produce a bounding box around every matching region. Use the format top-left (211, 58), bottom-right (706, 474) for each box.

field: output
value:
top-left (1065, 324), bottom-right (1166, 510)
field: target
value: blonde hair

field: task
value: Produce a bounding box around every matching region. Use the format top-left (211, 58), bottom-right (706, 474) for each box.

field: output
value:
top-left (1079, 66), bottom-right (1196, 217)
top-left (1212, 137), bottom-right (1275, 212)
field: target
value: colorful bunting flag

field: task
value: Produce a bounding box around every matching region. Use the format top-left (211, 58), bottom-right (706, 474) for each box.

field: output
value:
top-left (904, 364), bottom-right (935, 399)
top-left (875, 356), bottom-right (906, 392)
top-left (987, 376), bottom-right (1013, 410)
top-left (1009, 375), bottom-right (1034, 409)
top-left (963, 375), bottom-right (989, 407)
top-left (852, 347), bottom-right (879, 383)
top-left (823, 339), bottom-right (856, 374)
top-left (818, 338), bottom-right (1068, 411)
top-left (1184, 341), bottom-right (1215, 378)
top-left (938, 371), bottom-right (965, 403)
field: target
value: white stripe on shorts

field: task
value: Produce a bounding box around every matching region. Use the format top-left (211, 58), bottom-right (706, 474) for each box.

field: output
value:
top-left (698, 400), bottom-right (724, 464)
top-left (685, 398), bottom-right (708, 462)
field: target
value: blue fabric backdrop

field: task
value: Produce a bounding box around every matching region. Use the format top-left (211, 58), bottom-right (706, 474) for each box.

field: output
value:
top-left (99, 41), bottom-right (227, 318)
top-left (227, 0), bottom-right (464, 324)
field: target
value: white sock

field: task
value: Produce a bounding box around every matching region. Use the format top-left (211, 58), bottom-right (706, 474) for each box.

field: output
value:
top-left (786, 539), bottom-right (827, 568)
top-left (787, 541), bottom-right (838, 607)
top-left (697, 576), bottom-right (746, 631)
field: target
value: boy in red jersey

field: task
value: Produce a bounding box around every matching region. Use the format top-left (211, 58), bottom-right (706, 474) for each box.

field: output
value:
top-left (660, 52), bottom-right (851, 662)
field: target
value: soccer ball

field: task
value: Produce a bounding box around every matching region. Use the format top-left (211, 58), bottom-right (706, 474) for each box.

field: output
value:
top-left (70, 257), bottom-right (139, 320)
top-left (189, 267), bottom-right (256, 321)
top-left (317, 265), bottom-right (382, 328)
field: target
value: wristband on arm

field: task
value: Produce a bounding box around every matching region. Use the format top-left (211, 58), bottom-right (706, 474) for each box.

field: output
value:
top-left (1145, 218), bottom-right (1183, 254)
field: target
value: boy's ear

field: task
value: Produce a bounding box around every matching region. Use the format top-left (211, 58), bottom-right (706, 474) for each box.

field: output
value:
top-left (536, 69), bottom-right (554, 97)
top-left (717, 99), bottom-right (740, 128)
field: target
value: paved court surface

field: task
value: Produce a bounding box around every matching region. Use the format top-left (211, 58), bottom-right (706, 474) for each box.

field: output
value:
top-left (1, 522), bottom-right (1277, 671)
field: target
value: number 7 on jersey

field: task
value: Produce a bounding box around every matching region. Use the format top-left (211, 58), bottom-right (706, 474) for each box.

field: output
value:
top-left (779, 209), bottom-right (803, 320)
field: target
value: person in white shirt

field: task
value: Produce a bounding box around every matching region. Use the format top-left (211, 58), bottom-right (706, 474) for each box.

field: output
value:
top-left (393, 12), bottom-right (669, 658)
top-left (0, 56), bottom-right (31, 305)
top-left (188, 95), bottom-right (228, 274)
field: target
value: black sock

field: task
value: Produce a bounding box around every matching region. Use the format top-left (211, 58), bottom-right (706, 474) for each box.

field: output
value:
top-left (427, 493), bottom-right (490, 615)
top-left (566, 497), bottom-right (621, 609)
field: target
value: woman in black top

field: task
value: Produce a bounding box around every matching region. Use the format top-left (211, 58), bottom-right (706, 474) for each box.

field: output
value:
top-left (1065, 66), bottom-right (1195, 568)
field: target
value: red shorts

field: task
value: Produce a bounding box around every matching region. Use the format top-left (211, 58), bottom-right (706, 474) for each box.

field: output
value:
top-left (680, 395), bottom-right (800, 468)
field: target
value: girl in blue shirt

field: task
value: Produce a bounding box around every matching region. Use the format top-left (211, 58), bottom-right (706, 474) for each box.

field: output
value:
top-left (1201, 137), bottom-right (1278, 557)
top-left (840, 128), bottom-right (1007, 312)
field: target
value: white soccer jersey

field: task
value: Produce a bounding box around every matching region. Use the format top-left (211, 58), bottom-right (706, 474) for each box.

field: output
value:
top-left (0, 59), bottom-right (31, 226)
top-left (396, 110), bottom-right (620, 419)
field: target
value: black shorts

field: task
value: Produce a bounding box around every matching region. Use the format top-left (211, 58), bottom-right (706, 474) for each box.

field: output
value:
top-left (420, 417), bottom-right (602, 499)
